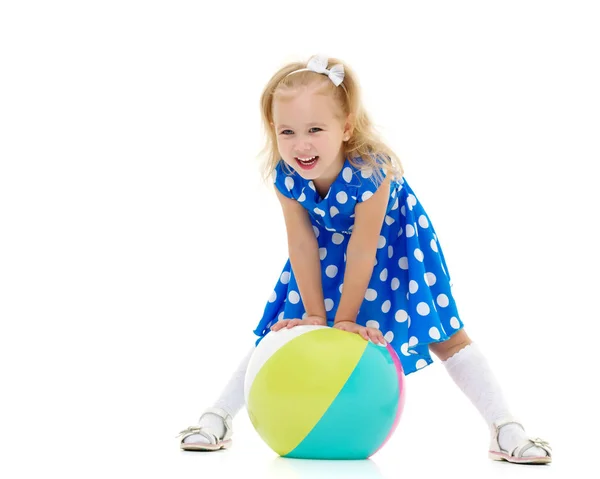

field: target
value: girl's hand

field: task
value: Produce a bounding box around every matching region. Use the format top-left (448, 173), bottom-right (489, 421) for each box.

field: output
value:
top-left (333, 320), bottom-right (386, 345)
top-left (270, 315), bottom-right (327, 331)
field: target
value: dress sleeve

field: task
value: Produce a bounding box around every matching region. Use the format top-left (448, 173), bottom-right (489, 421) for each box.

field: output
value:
top-left (355, 166), bottom-right (388, 203)
top-left (273, 160), bottom-right (301, 200)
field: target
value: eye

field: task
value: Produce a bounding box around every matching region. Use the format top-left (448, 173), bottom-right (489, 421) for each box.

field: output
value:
top-left (280, 129), bottom-right (293, 135)
top-left (309, 127), bottom-right (323, 133)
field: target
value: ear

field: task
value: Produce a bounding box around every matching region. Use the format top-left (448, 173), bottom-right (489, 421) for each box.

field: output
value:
top-left (342, 114), bottom-right (354, 141)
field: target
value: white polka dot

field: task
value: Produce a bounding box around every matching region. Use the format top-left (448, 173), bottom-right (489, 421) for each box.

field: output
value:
top-left (424, 272), bottom-right (436, 286)
top-left (450, 317), bottom-right (460, 329)
top-left (361, 191), bottom-right (373, 202)
top-left (406, 224), bottom-right (415, 237)
top-left (280, 272), bottom-right (291, 284)
top-left (409, 280), bottom-right (419, 294)
top-left (391, 278), bottom-right (400, 290)
top-left (397, 227), bottom-right (403, 237)
top-left (377, 236), bottom-right (386, 249)
top-left (288, 291), bottom-right (300, 304)
top-left (319, 248), bottom-right (327, 260)
top-left (380, 268), bottom-right (388, 281)
top-left (314, 207), bottom-right (325, 217)
top-left (400, 343), bottom-right (410, 356)
top-left (365, 289), bottom-right (378, 301)
top-left (414, 248), bottom-right (424, 262)
top-left (336, 191), bottom-right (348, 204)
top-left (413, 222), bottom-right (419, 237)
top-left (339, 283), bottom-right (344, 293)
top-left (385, 215), bottom-right (395, 225)
top-left (388, 245), bottom-right (394, 259)
top-left (400, 205), bottom-right (406, 216)
top-left (342, 167), bottom-right (353, 183)
top-left (332, 233), bottom-right (344, 245)
top-left (395, 309), bottom-right (408, 322)
top-left (325, 265), bottom-right (338, 278)
top-left (416, 359), bottom-right (428, 370)
top-left (325, 298), bottom-right (334, 311)
top-left (429, 327), bottom-right (441, 340)
top-left (407, 194), bottom-right (417, 210)
top-left (298, 192), bottom-right (306, 202)
top-left (366, 319), bottom-right (380, 329)
top-left (382, 300), bottom-right (391, 313)
top-left (437, 294), bottom-right (450, 307)
top-left (416, 302), bottom-right (430, 316)
top-left (308, 181), bottom-right (316, 191)
top-left (361, 167), bottom-right (374, 178)
top-left (384, 331), bottom-right (394, 343)
top-left (418, 215), bottom-right (429, 228)
top-left (313, 226), bottom-right (319, 237)
top-left (408, 336), bottom-right (418, 348)
top-left (391, 197), bottom-right (399, 210)
top-left (398, 257), bottom-right (409, 270)
top-left (330, 206), bottom-right (339, 217)
top-left (284, 177), bottom-right (294, 190)
top-left (430, 239), bottom-right (438, 252)
top-left (302, 312), bottom-right (308, 319)
top-left (273, 169), bottom-right (277, 181)
top-left (268, 291), bottom-right (277, 302)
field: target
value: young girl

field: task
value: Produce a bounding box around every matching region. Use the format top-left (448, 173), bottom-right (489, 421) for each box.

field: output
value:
top-left (176, 55), bottom-right (552, 464)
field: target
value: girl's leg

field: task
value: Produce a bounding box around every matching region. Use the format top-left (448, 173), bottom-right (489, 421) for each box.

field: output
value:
top-left (429, 330), bottom-right (549, 460)
top-left (182, 346), bottom-right (254, 446)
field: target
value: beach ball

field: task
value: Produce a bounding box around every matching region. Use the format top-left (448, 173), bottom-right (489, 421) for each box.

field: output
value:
top-left (244, 325), bottom-right (405, 460)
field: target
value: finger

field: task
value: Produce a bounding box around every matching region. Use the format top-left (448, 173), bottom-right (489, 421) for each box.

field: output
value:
top-left (368, 329), bottom-right (384, 345)
top-left (359, 329), bottom-right (370, 341)
top-left (367, 329), bottom-right (379, 343)
top-left (286, 319), bottom-right (301, 328)
top-left (271, 320), bottom-right (287, 331)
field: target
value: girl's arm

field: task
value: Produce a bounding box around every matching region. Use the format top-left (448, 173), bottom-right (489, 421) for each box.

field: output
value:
top-left (334, 175), bottom-right (391, 326)
top-left (274, 188), bottom-right (327, 321)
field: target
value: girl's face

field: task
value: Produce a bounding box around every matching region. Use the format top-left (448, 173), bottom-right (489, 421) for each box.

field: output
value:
top-left (272, 86), bottom-right (350, 187)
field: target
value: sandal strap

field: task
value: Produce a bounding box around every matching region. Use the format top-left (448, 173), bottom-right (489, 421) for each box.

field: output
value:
top-left (511, 437), bottom-right (553, 458)
top-left (489, 417), bottom-right (524, 454)
top-left (175, 425), bottom-right (219, 444)
top-left (199, 407), bottom-right (234, 441)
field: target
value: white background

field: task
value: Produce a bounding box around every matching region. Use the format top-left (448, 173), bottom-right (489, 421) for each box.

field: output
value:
top-left (1, 1), bottom-right (598, 477)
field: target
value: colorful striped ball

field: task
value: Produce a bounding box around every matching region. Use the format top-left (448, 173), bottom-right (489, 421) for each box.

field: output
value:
top-left (244, 325), bottom-right (405, 460)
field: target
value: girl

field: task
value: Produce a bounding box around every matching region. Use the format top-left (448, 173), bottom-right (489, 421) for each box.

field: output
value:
top-left (176, 55), bottom-right (552, 464)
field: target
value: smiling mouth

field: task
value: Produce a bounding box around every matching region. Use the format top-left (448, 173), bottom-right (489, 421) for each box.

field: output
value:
top-left (295, 156), bottom-right (319, 167)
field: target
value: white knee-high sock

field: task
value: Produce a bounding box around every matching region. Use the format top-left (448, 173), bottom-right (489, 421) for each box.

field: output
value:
top-left (184, 347), bottom-right (254, 444)
top-left (442, 343), bottom-right (510, 424)
top-left (442, 343), bottom-right (546, 457)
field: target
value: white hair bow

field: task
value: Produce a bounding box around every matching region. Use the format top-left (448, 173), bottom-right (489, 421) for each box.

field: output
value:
top-left (306, 55), bottom-right (345, 86)
top-left (287, 55), bottom-right (345, 87)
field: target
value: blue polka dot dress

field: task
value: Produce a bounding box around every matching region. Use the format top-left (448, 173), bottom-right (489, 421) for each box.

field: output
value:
top-left (252, 157), bottom-right (464, 375)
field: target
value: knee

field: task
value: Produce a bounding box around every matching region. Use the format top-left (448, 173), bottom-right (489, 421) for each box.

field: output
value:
top-left (429, 329), bottom-right (472, 361)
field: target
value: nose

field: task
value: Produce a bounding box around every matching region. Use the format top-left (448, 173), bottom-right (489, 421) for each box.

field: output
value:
top-left (294, 139), bottom-right (313, 153)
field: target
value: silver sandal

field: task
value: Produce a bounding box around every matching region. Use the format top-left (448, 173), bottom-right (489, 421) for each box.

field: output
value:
top-left (176, 407), bottom-right (233, 451)
top-left (488, 418), bottom-right (552, 464)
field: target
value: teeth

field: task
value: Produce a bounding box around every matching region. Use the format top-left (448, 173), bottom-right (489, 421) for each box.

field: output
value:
top-left (297, 156), bottom-right (317, 162)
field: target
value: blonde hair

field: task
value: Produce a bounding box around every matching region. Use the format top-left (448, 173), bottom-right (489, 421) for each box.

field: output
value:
top-left (257, 55), bottom-right (404, 185)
